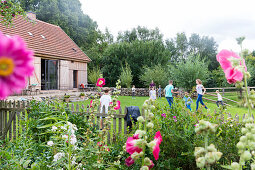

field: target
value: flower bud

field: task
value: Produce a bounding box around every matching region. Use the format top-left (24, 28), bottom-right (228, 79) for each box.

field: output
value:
top-left (148, 112), bottom-right (154, 119)
top-left (131, 152), bottom-right (141, 160)
top-left (245, 72), bottom-right (251, 79)
top-left (147, 141), bottom-right (156, 150)
top-left (194, 147), bottom-right (205, 158)
top-left (251, 163), bottom-right (255, 170)
top-left (150, 105), bottom-right (155, 110)
top-left (134, 139), bottom-right (146, 148)
top-left (241, 128), bottom-right (248, 134)
top-left (140, 166), bottom-right (149, 170)
top-left (240, 136), bottom-right (247, 143)
top-left (241, 151), bottom-right (252, 161)
top-left (135, 130), bottom-right (146, 138)
top-left (144, 157), bottom-right (151, 166)
top-left (196, 157), bottom-right (205, 168)
top-left (237, 142), bottom-right (245, 150)
top-left (213, 151), bottom-right (222, 161)
top-left (147, 122), bottom-right (154, 129)
top-left (205, 152), bottom-right (216, 164)
top-left (248, 142), bottom-right (255, 150)
top-left (247, 132), bottom-right (254, 140)
top-left (143, 103), bottom-right (148, 109)
top-left (137, 116), bottom-right (145, 123)
top-left (231, 162), bottom-right (240, 170)
top-left (207, 144), bottom-right (217, 152)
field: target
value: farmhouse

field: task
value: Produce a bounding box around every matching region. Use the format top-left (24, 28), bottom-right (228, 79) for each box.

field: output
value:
top-left (0, 12), bottom-right (91, 91)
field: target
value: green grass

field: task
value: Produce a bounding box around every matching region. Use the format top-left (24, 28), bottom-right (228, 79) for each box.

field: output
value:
top-left (70, 95), bottom-right (252, 118)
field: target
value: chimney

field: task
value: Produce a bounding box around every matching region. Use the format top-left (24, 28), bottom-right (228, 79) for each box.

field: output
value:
top-left (27, 11), bottom-right (36, 21)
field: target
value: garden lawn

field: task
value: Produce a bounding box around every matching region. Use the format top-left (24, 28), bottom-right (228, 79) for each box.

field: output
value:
top-left (72, 96), bottom-right (252, 119)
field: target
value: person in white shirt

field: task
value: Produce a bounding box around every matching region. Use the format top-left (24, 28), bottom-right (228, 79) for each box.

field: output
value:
top-left (216, 90), bottom-right (224, 107)
top-left (132, 85), bottom-right (136, 99)
top-left (149, 87), bottom-right (157, 100)
top-left (196, 79), bottom-right (208, 111)
top-left (100, 88), bottom-right (112, 128)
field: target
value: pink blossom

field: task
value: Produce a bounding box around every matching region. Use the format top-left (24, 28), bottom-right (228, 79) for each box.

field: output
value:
top-left (224, 67), bottom-right (244, 84)
top-left (0, 32), bottom-right (34, 99)
top-left (96, 78), bottom-right (105, 87)
top-left (126, 134), bottom-right (143, 155)
top-left (174, 119), bottom-right (177, 122)
top-left (97, 142), bottom-right (102, 147)
top-left (194, 124), bottom-right (197, 127)
top-left (216, 49), bottom-right (246, 84)
top-left (114, 100), bottom-right (121, 110)
top-left (90, 100), bottom-right (93, 108)
top-left (173, 116), bottom-right (176, 119)
top-left (148, 160), bottom-right (155, 170)
top-left (153, 131), bottom-right (162, 160)
top-left (125, 156), bottom-right (135, 167)
top-left (161, 113), bottom-right (166, 118)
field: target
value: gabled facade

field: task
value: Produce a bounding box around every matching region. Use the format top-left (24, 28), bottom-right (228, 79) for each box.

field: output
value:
top-left (0, 12), bottom-right (91, 90)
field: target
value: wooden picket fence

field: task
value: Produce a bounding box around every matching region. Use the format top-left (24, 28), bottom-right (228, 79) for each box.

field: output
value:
top-left (0, 100), bottom-right (142, 143)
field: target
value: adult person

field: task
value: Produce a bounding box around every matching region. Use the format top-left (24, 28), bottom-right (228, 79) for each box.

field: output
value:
top-left (195, 79), bottom-right (208, 111)
top-left (164, 80), bottom-right (178, 108)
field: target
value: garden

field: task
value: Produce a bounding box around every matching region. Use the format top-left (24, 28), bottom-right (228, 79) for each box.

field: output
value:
top-left (2, 1), bottom-right (255, 170)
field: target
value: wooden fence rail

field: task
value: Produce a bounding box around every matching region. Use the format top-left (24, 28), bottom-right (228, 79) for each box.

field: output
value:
top-left (0, 100), bottom-right (134, 144)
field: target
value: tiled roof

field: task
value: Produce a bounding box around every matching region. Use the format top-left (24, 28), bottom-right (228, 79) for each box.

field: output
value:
top-left (0, 16), bottom-right (91, 62)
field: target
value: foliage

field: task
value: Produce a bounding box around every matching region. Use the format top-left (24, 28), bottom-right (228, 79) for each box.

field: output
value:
top-left (140, 64), bottom-right (169, 88)
top-left (120, 62), bottom-right (133, 88)
top-left (169, 55), bottom-right (209, 90)
top-left (88, 67), bottom-right (102, 85)
top-left (0, 0), bottom-right (25, 26)
top-left (166, 33), bottom-right (219, 70)
top-left (206, 67), bottom-right (232, 88)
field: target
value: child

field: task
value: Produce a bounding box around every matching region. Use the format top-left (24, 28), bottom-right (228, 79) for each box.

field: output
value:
top-left (149, 87), bottom-right (157, 100)
top-left (157, 85), bottom-right (162, 99)
top-left (196, 79), bottom-right (208, 111)
top-left (183, 92), bottom-right (193, 111)
top-left (216, 90), bottom-right (224, 107)
top-left (100, 88), bottom-right (112, 128)
top-left (132, 85), bottom-right (136, 99)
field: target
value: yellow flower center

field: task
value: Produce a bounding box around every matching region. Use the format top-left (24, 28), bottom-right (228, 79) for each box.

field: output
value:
top-left (99, 80), bottom-right (103, 84)
top-left (0, 57), bottom-right (15, 77)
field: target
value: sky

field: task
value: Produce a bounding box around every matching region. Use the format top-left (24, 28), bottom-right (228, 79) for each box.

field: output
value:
top-left (81, 0), bottom-right (255, 52)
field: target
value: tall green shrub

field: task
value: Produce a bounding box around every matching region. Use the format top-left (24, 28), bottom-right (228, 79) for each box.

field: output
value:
top-left (88, 67), bottom-right (102, 85)
top-left (169, 55), bottom-right (209, 90)
top-left (119, 63), bottom-right (133, 88)
top-left (139, 64), bottom-right (168, 87)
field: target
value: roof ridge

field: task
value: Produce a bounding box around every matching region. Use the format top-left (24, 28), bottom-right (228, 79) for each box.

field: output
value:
top-left (36, 19), bottom-right (60, 28)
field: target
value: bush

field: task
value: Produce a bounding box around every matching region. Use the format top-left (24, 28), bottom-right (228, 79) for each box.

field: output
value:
top-left (140, 64), bottom-right (169, 88)
top-left (120, 62), bottom-right (133, 88)
top-left (169, 55), bottom-right (209, 90)
top-left (88, 67), bottom-right (102, 85)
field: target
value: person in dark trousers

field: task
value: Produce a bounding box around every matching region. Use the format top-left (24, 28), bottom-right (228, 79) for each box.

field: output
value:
top-left (164, 80), bottom-right (178, 108)
top-left (196, 79), bottom-right (208, 111)
top-left (157, 85), bottom-right (162, 99)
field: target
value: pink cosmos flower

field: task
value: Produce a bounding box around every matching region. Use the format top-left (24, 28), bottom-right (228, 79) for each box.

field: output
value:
top-left (161, 113), bottom-right (166, 118)
top-left (173, 116), bottom-right (176, 119)
top-left (216, 49), bottom-right (246, 84)
top-left (125, 156), bottom-right (135, 167)
top-left (104, 145), bottom-right (110, 152)
top-left (153, 131), bottom-right (162, 160)
top-left (114, 100), bottom-right (121, 110)
top-left (96, 78), bottom-right (105, 87)
top-left (0, 32), bottom-right (34, 99)
top-left (126, 134), bottom-right (143, 155)
top-left (90, 100), bottom-right (93, 108)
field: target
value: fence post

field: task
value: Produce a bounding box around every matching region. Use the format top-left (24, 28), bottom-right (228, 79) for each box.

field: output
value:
top-left (222, 88), bottom-right (225, 96)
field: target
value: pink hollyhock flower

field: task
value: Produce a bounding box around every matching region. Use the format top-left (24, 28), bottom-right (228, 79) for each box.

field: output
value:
top-left (114, 100), bottom-right (121, 110)
top-left (90, 100), bottom-right (93, 108)
top-left (224, 67), bottom-right (244, 84)
top-left (125, 156), bottom-right (135, 167)
top-left (216, 49), bottom-right (246, 84)
top-left (153, 131), bottom-right (162, 160)
top-left (126, 134), bottom-right (143, 155)
top-left (96, 78), bottom-right (105, 87)
top-left (97, 142), bottom-right (102, 147)
top-left (0, 32), bottom-right (34, 99)
top-left (148, 160), bottom-right (155, 170)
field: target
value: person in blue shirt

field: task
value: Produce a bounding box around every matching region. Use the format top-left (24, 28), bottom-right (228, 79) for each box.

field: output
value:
top-left (164, 80), bottom-right (178, 108)
top-left (183, 92), bottom-right (193, 111)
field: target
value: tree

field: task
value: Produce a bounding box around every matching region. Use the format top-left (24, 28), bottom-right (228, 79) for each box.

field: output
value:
top-left (119, 62), bottom-right (133, 88)
top-left (169, 55), bottom-right (209, 90)
top-left (1, 0), bottom-right (25, 25)
top-left (140, 64), bottom-right (169, 88)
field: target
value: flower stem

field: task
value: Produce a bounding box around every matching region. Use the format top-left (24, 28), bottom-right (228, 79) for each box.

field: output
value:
top-left (205, 132), bottom-right (210, 170)
top-left (141, 109), bottom-right (148, 167)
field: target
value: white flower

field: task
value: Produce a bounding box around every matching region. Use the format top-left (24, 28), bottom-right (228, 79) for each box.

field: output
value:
top-left (47, 141), bottom-right (54, 146)
top-left (53, 152), bottom-right (65, 162)
top-left (60, 126), bottom-right (67, 130)
top-left (70, 134), bottom-right (77, 145)
top-left (146, 122), bottom-right (154, 129)
top-left (62, 134), bottom-right (68, 139)
top-left (137, 116), bottom-right (145, 123)
top-left (52, 126), bottom-right (57, 131)
top-left (72, 160), bottom-right (77, 165)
